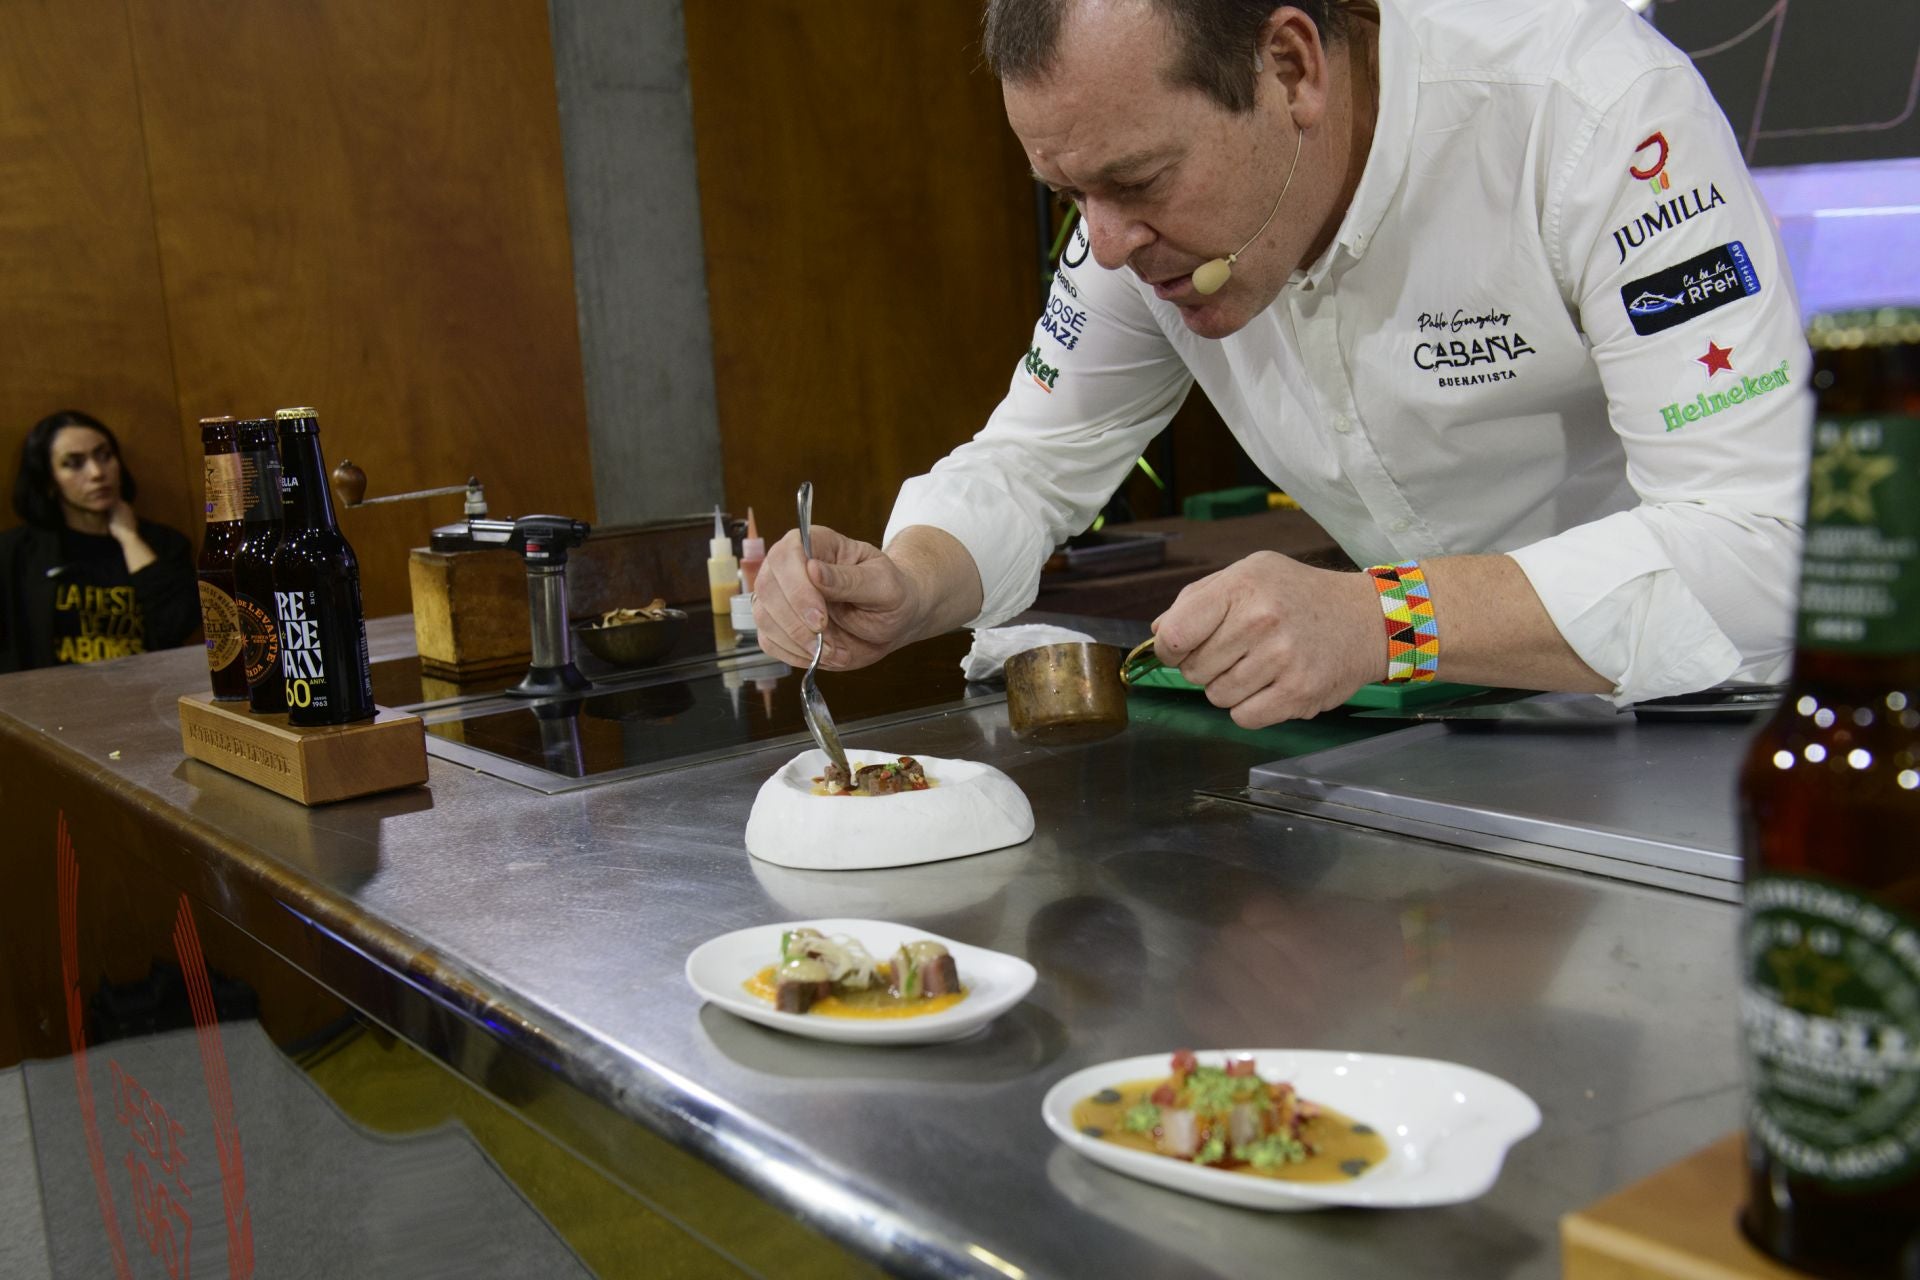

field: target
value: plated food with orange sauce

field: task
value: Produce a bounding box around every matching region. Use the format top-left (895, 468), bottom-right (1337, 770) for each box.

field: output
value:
top-left (1043, 1050), bottom-right (1540, 1210)
top-left (685, 919), bottom-right (1036, 1044)
top-left (743, 927), bottom-right (966, 1018)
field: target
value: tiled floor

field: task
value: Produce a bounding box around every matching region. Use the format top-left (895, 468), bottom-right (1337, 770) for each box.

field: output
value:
top-left (0, 1067), bottom-right (53, 1280)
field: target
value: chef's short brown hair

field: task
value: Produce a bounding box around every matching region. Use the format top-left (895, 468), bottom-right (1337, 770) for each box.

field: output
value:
top-left (983, 0), bottom-right (1357, 114)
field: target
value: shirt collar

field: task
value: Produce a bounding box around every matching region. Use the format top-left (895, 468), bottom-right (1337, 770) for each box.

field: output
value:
top-left (1296, 0), bottom-right (1419, 289)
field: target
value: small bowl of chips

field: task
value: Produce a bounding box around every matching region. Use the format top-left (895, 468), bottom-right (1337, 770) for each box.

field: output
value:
top-left (574, 599), bottom-right (687, 668)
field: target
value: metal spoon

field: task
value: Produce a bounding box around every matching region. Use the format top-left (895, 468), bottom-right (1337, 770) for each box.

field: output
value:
top-left (796, 482), bottom-right (850, 779)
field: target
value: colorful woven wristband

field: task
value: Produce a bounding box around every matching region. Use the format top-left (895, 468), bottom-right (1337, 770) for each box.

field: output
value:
top-left (1366, 561), bottom-right (1439, 683)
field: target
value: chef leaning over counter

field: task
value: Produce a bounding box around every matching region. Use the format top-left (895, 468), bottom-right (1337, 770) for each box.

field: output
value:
top-left (752, 0), bottom-right (1813, 725)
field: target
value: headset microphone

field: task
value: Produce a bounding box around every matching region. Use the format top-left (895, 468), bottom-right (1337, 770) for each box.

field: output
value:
top-left (1191, 127), bottom-right (1305, 296)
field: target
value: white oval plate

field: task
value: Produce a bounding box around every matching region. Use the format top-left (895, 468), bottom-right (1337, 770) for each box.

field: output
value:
top-left (1042, 1049), bottom-right (1540, 1211)
top-left (685, 918), bottom-right (1037, 1045)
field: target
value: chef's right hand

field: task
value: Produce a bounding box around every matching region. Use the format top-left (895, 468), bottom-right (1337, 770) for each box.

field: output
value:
top-left (753, 525), bottom-right (923, 671)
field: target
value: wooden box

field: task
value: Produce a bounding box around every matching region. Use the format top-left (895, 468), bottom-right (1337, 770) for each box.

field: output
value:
top-left (178, 693), bottom-right (428, 805)
top-left (1561, 1134), bottom-right (1806, 1280)
top-left (409, 515), bottom-right (718, 679)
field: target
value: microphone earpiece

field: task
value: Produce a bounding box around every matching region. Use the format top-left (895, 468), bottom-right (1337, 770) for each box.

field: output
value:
top-left (1188, 127), bottom-right (1305, 299)
top-left (1192, 258), bottom-right (1234, 295)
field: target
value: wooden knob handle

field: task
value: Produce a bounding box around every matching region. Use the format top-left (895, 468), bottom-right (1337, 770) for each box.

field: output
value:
top-left (331, 458), bottom-right (367, 506)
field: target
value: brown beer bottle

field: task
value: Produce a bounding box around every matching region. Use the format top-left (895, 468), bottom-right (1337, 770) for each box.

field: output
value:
top-left (270, 408), bottom-right (375, 725)
top-left (1738, 308), bottom-right (1920, 1279)
top-left (232, 417), bottom-right (287, 713)
top-left (195, 415), bottom-right (248, 700)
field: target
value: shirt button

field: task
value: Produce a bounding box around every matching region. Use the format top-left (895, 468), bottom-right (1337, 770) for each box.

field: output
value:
top-left (1391, 518), bottom-right (1410, 533)
top-left (1332, 414), bottom-right (1352, 433)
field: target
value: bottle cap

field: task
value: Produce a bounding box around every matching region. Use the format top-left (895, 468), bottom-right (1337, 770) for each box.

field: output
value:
top-left (710, 506), bottom-right (736, 561)
top-left (741, 506), bottom-right (766, 559)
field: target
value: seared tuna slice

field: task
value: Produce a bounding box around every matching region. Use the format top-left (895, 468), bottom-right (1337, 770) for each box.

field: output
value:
top-left (892, 941), bottom-right (960, 999)
top-left (775, 957), bottom-right (833, 1013)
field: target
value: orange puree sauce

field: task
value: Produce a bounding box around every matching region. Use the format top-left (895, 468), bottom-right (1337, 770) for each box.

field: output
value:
top-left (743, 965), bottom-right (968, 1019)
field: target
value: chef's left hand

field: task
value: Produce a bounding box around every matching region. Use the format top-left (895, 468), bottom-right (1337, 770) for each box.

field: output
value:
top-left (1151, 551), bottom-right (1384, 728)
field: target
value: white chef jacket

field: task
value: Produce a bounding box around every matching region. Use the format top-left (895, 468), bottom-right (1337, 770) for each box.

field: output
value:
top-left (884, 0), bottom-right (1812, 702)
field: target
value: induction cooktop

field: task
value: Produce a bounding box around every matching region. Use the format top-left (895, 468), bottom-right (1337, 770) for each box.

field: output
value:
top-left (377, 629), bottom-right (998, 793)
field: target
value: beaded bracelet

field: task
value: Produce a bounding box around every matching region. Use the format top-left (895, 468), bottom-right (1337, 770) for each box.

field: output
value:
top-left (1366, 562), bottom-right (1439, 683)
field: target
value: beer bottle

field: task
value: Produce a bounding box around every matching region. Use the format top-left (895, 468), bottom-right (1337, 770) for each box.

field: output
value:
top-left (195, 416), bottom-right (248, 700)
top-left (270, 407), bottom-right (375, 725)
top-left (232, 417), bottom-right (287, 713)
top-left (1738, 308), bottom-right (1920, 1278)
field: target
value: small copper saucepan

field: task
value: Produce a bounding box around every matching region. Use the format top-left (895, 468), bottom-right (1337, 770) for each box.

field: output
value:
top-left (1003, 637), bottom-right (1165, 743)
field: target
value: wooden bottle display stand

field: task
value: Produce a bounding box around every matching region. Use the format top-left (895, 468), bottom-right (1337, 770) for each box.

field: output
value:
top-left (178, 693), bottom-right (427, 805)
top-left (1562, 1134), bottom-right (1809, 1280)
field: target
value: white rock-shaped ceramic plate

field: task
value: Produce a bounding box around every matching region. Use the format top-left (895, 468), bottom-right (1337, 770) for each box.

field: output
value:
top-left (1042, 1049), bottom-right (1540, 1211)
top-left (685, 918), bottom-right (1038, 1044)
top-left (743, 749), bottom-right (1033, 870)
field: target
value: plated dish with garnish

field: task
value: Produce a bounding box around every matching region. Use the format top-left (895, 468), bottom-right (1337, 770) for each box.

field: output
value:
top-left (685, 919), bottom-right (1037, 1044)
top-left (1042, 1049), bottom-right (1540, 1211)
top-left (743, 749), bottom-right (1033, 871)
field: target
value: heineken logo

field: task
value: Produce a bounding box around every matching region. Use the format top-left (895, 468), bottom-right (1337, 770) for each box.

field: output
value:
top-left (1660, 359), bottom-right (1790, 431)
top-left (1025, 345), bottom-right (1062, 393)
top-left (1611, 183), bottom-right (1725, 262)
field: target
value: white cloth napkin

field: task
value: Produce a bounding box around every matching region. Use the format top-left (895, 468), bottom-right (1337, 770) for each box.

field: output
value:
top-left (960, 624), bottom-right (1097, 682)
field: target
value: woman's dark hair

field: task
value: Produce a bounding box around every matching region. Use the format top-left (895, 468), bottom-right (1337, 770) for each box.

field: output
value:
top-left (984, 0), bottom-right (1356, 114)
top-left (12, 410), bottom-right (138, 529)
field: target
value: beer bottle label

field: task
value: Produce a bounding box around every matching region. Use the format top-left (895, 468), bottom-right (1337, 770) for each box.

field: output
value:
top-left (198, 581), bottom-right (244, 669)
top-left (1743, 873), bottom-right (1920, 1189)
top-left (1797, 415), bottom-right (1920, 654)
top-left (203, 453), bottom-right (245, 524)
top-left (275, 588), bottom-right (330, 711)
top-left (239, 449), bottom-right (283, 523)
top-left (237, 593), bottom-right (281, 685)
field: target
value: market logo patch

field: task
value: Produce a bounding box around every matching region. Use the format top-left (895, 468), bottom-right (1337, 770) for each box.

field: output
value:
top-left (1411, 306), bottom-right (1535, 388)
top-left (1659, 359), bottom-right (1791, 432)
top-left (1630, 132), bottom-right (1671, 193)
top-left (1611, 183), bottom-right (1725, 263)
top-left (1621, 241), bottom-right (1761, 336)
top-left (1041, 295), bottom-right (1088, 350)
top-left (1025, 345), bottom-right (1061, 393)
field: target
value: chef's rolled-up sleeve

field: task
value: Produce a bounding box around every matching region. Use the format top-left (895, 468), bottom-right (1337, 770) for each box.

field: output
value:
top-left (884, 229), bottom-right (1193, 628)
top-left (1511, 60), bottom-right (1811, 701)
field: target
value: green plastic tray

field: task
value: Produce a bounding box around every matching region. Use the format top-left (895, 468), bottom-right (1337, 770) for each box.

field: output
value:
top-left (1128, 664), bottom-right (1485, 709)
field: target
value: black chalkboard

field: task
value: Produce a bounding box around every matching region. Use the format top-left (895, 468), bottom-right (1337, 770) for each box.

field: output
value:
top-left (1649, 0), bottom-right (1920, 167)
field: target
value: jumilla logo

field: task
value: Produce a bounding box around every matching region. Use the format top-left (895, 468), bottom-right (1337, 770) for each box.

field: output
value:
top-left (1630, 132), bottom-right (1671, 193)
top-left (1612, 129), bottom-right (1725, 266)
top-left (1660, 359), bottom-right (1790, 431)
top-left (1025, 345), bottom-right (1062, 393)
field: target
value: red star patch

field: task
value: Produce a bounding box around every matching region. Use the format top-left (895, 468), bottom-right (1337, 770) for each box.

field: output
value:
top-left (1697, 341), bottom-right (1733, 376)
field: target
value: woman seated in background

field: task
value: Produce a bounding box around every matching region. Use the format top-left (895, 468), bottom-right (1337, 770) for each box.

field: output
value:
top-left (0, 410), bottom-right (197, 672)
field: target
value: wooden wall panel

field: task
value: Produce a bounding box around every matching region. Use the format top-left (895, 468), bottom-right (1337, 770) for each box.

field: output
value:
top-left (123, 0), bottom-right (595, 618)
top-left (0, 0), bottom-right (191, 544)
top-left (684, 2), bottom-right (1040, 550)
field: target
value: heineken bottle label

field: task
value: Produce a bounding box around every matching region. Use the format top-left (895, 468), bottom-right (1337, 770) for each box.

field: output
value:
top-left (1743, 873), bottom-right (1920, 1189)
top-left (1797, 415), bottom-right (1920, 654)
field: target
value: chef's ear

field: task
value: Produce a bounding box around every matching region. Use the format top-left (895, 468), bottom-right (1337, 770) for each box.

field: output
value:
top-left (1256, 6), bottom-right (1333, 133)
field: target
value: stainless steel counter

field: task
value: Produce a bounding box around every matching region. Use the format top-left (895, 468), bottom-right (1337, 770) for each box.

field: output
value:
top-left (0, 616), bottom-right (1745, 1279)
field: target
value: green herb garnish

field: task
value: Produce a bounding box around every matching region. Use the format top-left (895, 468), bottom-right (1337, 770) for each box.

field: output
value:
top-left (1122, 1102), bottom-right (1161, 1134)
top-left (1194, 1136), bottom-right (1226, 1166)
top-left (1235, 1134), bottom-right (1308, 1169)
